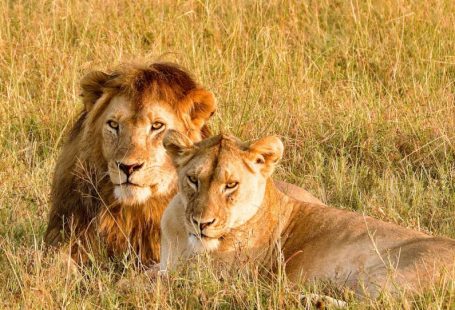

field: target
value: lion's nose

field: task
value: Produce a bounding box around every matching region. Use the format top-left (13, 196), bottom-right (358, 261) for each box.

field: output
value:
top-left (117, 162), bottom-right (144, 176)
top-left (192, 216), bottom-right (216, 231)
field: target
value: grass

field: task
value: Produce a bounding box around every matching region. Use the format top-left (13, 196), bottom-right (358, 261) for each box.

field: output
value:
top-left (1, 0), bottom-right (454, 308)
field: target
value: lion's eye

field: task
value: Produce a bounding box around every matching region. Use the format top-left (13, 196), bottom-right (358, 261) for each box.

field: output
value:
top-left (188, 175), bottom-right (198, 184)
top-left (107, 120), bottom-right (119, 130)
top-left (151, 122), bottom-right (165, 131)
top-left (226, 181), bottom-right (238, 189)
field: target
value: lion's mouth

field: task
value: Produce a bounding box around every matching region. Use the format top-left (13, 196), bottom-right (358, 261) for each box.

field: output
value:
top-left (112, 182), bottom-right (153, 205)
top-left (115, 182), bottom-right (160, 189)
top-left (117, 182), bottom-right (142, 187)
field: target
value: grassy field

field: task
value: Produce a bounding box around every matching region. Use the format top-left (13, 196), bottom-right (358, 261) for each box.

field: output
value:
top-left (1, 0), bottom-right (454, 308)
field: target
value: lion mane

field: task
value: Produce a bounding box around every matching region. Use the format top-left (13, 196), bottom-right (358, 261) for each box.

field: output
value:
top-left (44, 62), bottom-right (216, 265)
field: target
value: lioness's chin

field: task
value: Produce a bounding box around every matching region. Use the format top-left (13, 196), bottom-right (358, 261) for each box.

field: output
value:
top-left (114, 185), bottom-right (152, 205)
top-left (188, 234), bottom-right (220, 253)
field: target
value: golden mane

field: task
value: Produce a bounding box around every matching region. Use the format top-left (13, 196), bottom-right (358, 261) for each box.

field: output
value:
top-left (45, 62), bottom-right (215, 265)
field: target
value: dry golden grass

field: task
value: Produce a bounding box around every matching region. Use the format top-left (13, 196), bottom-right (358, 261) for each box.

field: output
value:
top-left (1, 0), bottom-right (454, 308)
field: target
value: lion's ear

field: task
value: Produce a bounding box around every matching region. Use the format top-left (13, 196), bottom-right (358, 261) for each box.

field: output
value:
top-left (178, 88), bottom-right (216, 137)
top-left (163, 129), bottom-right (195, 167)
top-left (248, 136), bottom-right (284, 177)
top-left (80, 70), bottom-right (110, 112)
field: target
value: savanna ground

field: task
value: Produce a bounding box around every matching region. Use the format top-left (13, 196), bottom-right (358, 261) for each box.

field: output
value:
top-left (1, 0), bottom-right (454, 308)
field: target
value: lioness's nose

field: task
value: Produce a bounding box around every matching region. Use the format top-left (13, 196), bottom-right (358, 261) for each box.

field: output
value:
top-left (117, 162), bottom-right (144, 176)
top-left (192, 217), bottom-right (216, 231)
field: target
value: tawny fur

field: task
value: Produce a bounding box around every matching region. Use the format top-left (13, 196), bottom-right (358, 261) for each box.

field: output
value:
top-left (161, 132), bottom-right (455, 297)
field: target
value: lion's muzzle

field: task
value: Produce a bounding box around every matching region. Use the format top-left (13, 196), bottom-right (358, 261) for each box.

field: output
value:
top-left (117, 161), bottom-right (144, 178)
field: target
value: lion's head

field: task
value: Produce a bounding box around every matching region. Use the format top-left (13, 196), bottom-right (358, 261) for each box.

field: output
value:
top-left (77, 63), bottom-right (216, 206)
top-left (46, 62), bottom-right (216, 263)
top-left (163, 130), bottom-right (283, 251)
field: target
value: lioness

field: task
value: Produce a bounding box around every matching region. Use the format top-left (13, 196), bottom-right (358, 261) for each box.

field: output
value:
top-left (160, 130), bottom-right (455, 297)
top-left (45, 62), bottom-right (321, 265)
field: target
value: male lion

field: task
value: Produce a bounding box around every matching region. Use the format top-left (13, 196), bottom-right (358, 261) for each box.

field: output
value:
top-left (160, 130), bottom-right (455, 297)
top-left (44, 62), bottom-right (320, 265)
top-left (44, 62), bottom-right (218, 264)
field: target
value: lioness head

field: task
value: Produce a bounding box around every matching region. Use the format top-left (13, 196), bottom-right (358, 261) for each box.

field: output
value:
top-left (79, 63), bottom-right (216, 206)
top-left (163, 130), bottom-right (283, 250)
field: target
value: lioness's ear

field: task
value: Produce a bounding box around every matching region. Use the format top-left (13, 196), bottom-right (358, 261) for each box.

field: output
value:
top-left (248, 136), bottom-right (284, 176)
top-left (163, 129), bottom-right (195, 167)
top-left (80, 70), bottom-right (110, 112)
top-left (179, 88), bottom-right (216, 138)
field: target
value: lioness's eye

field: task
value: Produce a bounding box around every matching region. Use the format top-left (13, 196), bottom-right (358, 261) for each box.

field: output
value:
top-left (107, 120), bottom-right (119, 130)
top-left (226, 181), bottom-right (239, 189)
top-left (151, 122), bottom-right (165, 131)
top-left (188, 175), bottom-right (198, 184)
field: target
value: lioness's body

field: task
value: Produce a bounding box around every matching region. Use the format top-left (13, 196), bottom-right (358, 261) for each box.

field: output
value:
top-left (161, 132), bottom-right (455, 296)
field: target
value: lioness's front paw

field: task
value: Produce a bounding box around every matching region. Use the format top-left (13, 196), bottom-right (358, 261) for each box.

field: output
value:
top-left (300, 293), bottom-right (347, 309)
